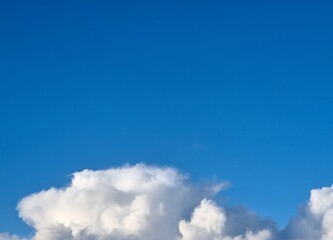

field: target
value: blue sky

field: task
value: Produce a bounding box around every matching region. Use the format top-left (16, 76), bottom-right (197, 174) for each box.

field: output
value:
top-left (1, 0), bottom-right (333, 236)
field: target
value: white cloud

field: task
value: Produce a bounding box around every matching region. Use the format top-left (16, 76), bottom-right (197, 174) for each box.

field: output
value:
top-left (179, 199), bottom-right (272, 240)
top-left (17, 164), bottom-right (222, 240)
top-left (15, 164), bottom-right (275, 240)
top-left (6, 164), bottom-right (333, 240)
top-left (282, 184), bottom-right (333, 240)
top-left (309, 185), bottom-right (333, 240)
top-left (179, 199), bottom-right (226, 240)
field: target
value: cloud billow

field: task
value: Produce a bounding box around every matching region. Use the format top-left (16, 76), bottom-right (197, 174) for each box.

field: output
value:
top-left (5, 164), bottom-right (333, 239)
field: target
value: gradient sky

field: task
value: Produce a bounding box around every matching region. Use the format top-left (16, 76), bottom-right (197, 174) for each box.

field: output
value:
top-left (1, 0), bottom-right (333, 236)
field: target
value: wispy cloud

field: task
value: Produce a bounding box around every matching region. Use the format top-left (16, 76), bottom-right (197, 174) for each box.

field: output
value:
top-left (0, 232), bottom-right (22, 240)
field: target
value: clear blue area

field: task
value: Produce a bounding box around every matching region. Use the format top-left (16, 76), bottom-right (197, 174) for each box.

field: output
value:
top-left (1, 0), bottom-right (333, 235)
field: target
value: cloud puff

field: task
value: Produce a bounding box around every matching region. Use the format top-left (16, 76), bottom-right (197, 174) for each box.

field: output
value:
top-left (179, 199), bottom-right (272, 240)
top-left (179, 199), bottom-right (226, 240)
top-left (7, 164), bottom-right (333, 240)
top-left (310, 186), bottom-right (333, 240)
top-left (17, 164), bottom-right (220, 240)
top-left (15, 164), bottom-right (273, 240)
top-left (282, 184), bottom-right (333, 240)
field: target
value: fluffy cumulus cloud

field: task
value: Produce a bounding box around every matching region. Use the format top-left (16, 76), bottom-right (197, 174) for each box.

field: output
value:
top-left (6, 164), bottom-right (333, 240)
top-left (282, 184), bottom-right (333, 240)
top-left (17, 164), bottom-right (206, 240)
top-left (178, 199), bottom-right (272, 240)
top-left (179, 198), bottom-right (226, 240)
